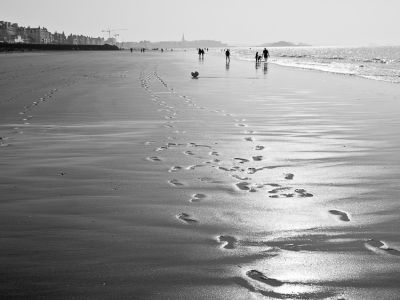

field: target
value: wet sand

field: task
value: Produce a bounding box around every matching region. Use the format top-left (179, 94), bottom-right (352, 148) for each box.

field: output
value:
top-left (1, 50), bottom-right (400, 299)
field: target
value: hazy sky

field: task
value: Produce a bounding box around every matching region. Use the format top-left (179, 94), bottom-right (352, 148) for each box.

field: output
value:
top-left (2, 0), bottom-right (400, 46)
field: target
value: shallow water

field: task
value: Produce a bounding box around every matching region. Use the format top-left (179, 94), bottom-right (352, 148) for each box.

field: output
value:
top-left (231, 45), bottom-right (400, 83)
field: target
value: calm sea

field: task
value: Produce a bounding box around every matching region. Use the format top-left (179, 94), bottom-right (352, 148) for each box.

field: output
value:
top-left (232, 46), bottom-right (400, 83)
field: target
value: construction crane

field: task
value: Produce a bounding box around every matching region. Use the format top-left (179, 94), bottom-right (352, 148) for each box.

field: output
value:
top-left (101, 28), bottom-right (127, 39)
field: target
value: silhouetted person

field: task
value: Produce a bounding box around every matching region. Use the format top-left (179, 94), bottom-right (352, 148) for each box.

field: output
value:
top-left (225, 49), bottom-right (230, 62)
top-left (255, 52), bottom-right (259, 63)
top-left (198, 48), bottom-right (202, 59)
top-left (130, 48), bottom-right (133, 53)
top-left (263, 48), bottom-right (270, 61)
top-left (201, 48), bottom-right (204, 59)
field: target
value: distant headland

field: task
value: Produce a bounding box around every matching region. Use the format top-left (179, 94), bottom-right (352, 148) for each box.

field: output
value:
top-left (259, 41), bottom-right (311, 47)
top-left (119, 34), bottom-right (227, 49)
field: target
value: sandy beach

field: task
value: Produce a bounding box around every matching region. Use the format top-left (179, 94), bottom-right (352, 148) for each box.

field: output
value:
top-left (1, 50), bottom-right (400, 299)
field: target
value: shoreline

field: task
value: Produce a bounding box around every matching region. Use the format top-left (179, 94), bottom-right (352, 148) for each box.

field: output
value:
top-left (2, 45), bottom-right (399, 85)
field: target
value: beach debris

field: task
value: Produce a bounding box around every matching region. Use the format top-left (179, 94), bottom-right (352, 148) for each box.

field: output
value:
top-left (191, 71), bottom-right (199, 78)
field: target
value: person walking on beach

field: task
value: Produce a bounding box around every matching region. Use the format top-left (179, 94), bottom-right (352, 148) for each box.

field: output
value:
top-left (263, 48), bottom-right (270, 61)
top-left (225, 49), bottom-right (230, 62)
top-left (255, 52), bottom-right (259, 63)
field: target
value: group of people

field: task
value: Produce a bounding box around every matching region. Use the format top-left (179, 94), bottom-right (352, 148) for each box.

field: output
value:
top-left (224, 48), bottom-right (270, 64)
top-left (198, 48), bottom-right (209, 59)
top-left (255, 48), bottom-right (270, 63)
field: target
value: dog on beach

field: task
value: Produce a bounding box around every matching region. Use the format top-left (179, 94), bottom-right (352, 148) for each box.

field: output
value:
top-left (191, 71), bottom-right (199, 78)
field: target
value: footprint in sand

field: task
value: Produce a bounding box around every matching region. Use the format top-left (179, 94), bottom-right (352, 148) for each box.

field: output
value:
top-left (365, 239), bottom-right (400, 256)
top-left (207, 158), bottom-right (220, 164)
top-left (166, 142), bottom-right (177, 147)
top-left (186, 164), bottom-right (206, 170)
top-left (146, 156), bottom-right (163, 162)
top-left (190, 193), bottom-right (207, 202)
top-left (294, 189), bottom-right (313, 197)
top-left (269, 187), bottom-right (291, 194)
top-left (218, 166), bottom-right (236, 172)
top-left (177, 213), bottom-right (198, 224)
top-left (269, 194), bottom-right (295, 198)
top-left (236, 182), bottom-right (250, 191)
top-left (244, 130), bottom-right (255, 134)
top-left (168, 179), bottom-right (184, 187)
top-left (236, 123), bottom-right (247, 127)
top-left (188, 142), bottom-right (212, 149)
top-left (247, 168), bottom-right (257, 174)
top-left (236, 182), bottom-right (257, 192)
top-left (218, 235), bottom-right (237, 249)
top-left (155, 146), bottom-right (168, 152)
top-left (209, 151), bottom-right (219, 156)
top-left (244, 137), bottom-right (254, 142)
top-left (199, 177), bottom-right (224, 184)
top-left (184, 150), bottom-right (194, 156)
top-left (247, 166), bottom-right (275, 174)
top-left (252, 156), bottom-right (263, 161)
top-left (284, 173), bottom-right (294, 180)
top-left (255, 145), bottom-right (265, 151)
top-left (246, 270), bottom-right (284, 287)
top-left (232, 174), bottom-right (251, 181)
top-left (168, 166), bottom-right (183, 172)
top-left (329, 209), bottom-right (350, 222)
top-left (234, 158), bottom-right (250, 164)
top-left (266, 183), bottom-right (281, 187)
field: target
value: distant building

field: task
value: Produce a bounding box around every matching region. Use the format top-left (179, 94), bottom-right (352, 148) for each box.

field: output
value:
top-left (0, 21), bottom-right (19, 43)
top-left (0, 20), bottom-right (105, 45)
top-left (25, 27), bottom-right (51, 44)
top-left (105, 37), bottom-right (117, 45)
top-left (53, 32), bottom-right (67, 44)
